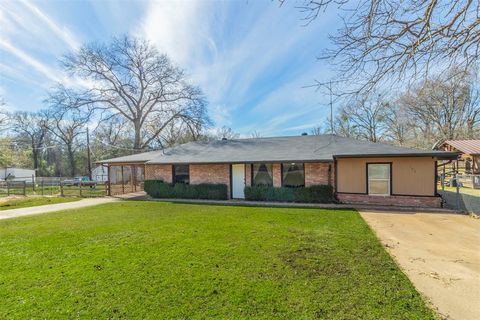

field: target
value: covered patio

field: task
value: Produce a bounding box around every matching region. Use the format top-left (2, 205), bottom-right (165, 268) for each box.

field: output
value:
top-left (107, 163), bottom-right (145, 195)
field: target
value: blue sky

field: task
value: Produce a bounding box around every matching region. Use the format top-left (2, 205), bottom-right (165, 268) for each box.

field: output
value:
top-left (0, 0), bottom-right (339, 137)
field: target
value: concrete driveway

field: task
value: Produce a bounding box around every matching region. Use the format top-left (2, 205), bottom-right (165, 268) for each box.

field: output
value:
top-left (360, 210), bottom-right (480, 320)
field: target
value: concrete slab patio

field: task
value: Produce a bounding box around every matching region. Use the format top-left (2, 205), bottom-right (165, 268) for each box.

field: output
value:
top-left (360, 210), bottom-right (480, 320)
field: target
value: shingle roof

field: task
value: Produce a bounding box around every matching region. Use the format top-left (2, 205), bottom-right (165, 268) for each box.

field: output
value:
top-left (99, 134), bottom-right (458, 164)
top-left (443, 140), bottom-right (480, 155)
top-left (99, 149), bottom-right (167, 164)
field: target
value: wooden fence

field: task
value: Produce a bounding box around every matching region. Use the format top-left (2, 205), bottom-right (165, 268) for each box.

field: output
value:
top-left (0, 177), bottom-right (110, 198)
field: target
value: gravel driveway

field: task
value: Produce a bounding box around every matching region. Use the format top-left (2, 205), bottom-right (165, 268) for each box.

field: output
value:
top-left (360, 210), bottom-right (480, 320)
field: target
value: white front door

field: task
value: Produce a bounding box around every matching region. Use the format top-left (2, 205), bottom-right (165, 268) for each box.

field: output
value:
top-left (231, 164), bottom-right (245, 199)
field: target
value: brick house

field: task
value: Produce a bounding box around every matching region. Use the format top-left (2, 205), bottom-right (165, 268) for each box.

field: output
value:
top-left (99, 134), bottom-right (458, 208)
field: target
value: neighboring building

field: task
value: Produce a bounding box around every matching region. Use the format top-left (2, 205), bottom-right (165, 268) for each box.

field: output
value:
top-left (0, 167), bottom-right (35, 183)
top-left (92, 165), bottom-right (108, 182)
top-left (435, 140), bottom-right (480, 174)
top-left (98, 135), bottom-right (458, 208)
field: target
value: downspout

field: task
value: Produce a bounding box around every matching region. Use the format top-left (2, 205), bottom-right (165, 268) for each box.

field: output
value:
top-left (333, 156), bottom-right (338, 202)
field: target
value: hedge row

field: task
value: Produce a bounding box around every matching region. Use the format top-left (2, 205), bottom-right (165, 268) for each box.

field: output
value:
top-left (144, 180), bottom-right (228, 200)
top-left (244, 185), bottom-right (334, 203)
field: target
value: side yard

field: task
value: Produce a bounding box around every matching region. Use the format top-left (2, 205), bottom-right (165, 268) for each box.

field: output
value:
top-left (439, 186), bottom-right (480, 213)
top-left (0, 202), bottom-right (435, 319)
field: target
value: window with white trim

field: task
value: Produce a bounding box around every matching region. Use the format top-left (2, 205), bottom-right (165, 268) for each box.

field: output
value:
top-left (367, 163), bottom-right (390, 195)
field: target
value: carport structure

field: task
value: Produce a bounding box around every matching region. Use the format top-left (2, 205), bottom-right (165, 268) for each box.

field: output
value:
top-left (105, 163), bottom-right (145, 195)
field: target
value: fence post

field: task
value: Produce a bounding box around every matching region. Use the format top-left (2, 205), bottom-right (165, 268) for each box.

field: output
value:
top-left (7, 182), bottom-right (10, 196)
top-left (60, 181), bottom-right (64, 197)
top-left (23, 181), bottom-right (26, 196)
top-left (455, 174), bottom-right (460, 210)
top-left (32, 174), bottom-right (35, 192)
top-left (41, 180), bottom-right (44, 196)
top-left (79, 182), bottom-right (83, 197)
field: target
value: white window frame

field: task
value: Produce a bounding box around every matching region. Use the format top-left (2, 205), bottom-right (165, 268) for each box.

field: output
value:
top-left (367, 163), bottom-right (391, 196)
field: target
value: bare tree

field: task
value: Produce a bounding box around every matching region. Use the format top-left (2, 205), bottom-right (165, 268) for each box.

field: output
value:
top-left (47, 107), bottom-right (91, 177)
top-left (9, 111), bottom-right (49, 174)
top-left (383, 103), bottom-right (410, 146)
top-left (50, 36), bottom-right (210, 152)
top-left (215, 126), bottom-right (239, 140)
top-left (250, 130), bottom-right (263, 138)
top-left (0, 99), bottom-right (9, 132)
top-left (333, 110), bottom-right (357, 138)
top-left (336, 94), bottom-right (389, 142)
top-left (463, 80), bottom-right (480, 138)
top-left (400, 68), bottom-right (480, 141)
top-left (91, 116), bottom-right (135, 159)
top-left (290, 0), bottom-right (480, 95)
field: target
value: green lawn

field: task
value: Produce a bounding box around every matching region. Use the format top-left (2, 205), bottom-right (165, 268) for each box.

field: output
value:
top-left (0, 202), bottom-right (435, 319)
top-left (0, 197), bottom-right (81, 211)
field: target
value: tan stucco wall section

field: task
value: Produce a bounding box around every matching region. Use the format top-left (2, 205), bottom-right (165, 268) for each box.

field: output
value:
top-left (336, 157), bottom-right (436, 196)
top-left (145, 164), bottom-right (172, 183)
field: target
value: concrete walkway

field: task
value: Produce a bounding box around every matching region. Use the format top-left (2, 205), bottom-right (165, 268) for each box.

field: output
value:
top-left (360, 210), bottom-right (480, 320)
top-left (0, 197), bottom-right (119, 220)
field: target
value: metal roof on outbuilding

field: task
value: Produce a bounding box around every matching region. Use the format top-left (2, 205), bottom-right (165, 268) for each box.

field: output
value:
top-left (98, 134), bottom-right (458, 164)
top-left (442, 140), bottom-right (480, 155)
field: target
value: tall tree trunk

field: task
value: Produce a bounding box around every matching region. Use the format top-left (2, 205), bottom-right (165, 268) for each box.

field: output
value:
top-left (67, 144), bottom-right (75, 177)
top-left (32, 149), bottom-right (39, 175)
top-left (133, 119), bottom-right (142, 152)
top-left (31, 138), bottom-right (39, 174)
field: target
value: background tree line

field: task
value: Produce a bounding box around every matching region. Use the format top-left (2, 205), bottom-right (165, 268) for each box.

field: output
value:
top-left (314, 67), bottom-right (480, 148)
top-left (0, 36), bottom-right (217, 178)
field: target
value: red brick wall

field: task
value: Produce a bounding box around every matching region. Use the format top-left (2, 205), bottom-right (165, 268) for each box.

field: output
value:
top-left (190, 164), bottom-right (231, 198)
top-left (305, 162), bottom-right (334, 186)
top-left (245, 164), bottom-right (252, 186)
top-left (145, 164), bottom-right (172, 183)
top-left (273, 163), bottom-right (281, 187)
top-left (336, 193), bottom-right (442, 208)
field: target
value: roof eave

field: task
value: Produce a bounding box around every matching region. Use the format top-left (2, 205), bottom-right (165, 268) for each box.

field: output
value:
top-left (333, 152), bottom-right (460, 160)
top-left (146, 158), bottom-right (334, 165)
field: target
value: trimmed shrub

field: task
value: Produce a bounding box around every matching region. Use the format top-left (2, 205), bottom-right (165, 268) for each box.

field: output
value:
top-left (244, 185), bottom-right (334, 203)
top-left (294, 185), bottom-right (334, 203)
top-left (144, 180), bottom-right (228, 200)
top-left (265, 187), bottom-right (295, 202)
top-left (244, 185), bottom-right (269, 201)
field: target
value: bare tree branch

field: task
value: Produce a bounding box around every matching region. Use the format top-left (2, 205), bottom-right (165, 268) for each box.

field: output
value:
top-left (291, 0), bottom-right (480, 95)
top-left (48, 36), bottom-right (211, 152)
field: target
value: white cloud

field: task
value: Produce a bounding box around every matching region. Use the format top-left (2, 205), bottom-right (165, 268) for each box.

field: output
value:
top-left (0, 39), bottom-right (61, 82)
top-left (209, 103), bottom-right (232, 126)
top-left (137, 1), bottom-right (334, 129)
top-left (236, 103), bottom-right (322, 136)
top-left (139, 0), bottom-right (216, 68)
top-left (0, 63), bottom-right (48, 87)
top-left (19, 0), bottom-right (80, 50)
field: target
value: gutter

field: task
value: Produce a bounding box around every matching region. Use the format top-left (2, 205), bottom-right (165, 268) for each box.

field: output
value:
top-left (333, 152), bottom-right (460, 160)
